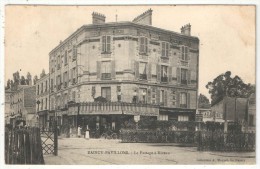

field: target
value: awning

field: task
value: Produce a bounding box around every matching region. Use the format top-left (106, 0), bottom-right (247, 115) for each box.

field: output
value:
top-left (159, 107), bottom-right (196, 114)
top-left (37, 110), bottom-right (49, 116)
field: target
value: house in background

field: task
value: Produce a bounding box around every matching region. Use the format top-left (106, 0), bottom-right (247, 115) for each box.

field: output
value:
top-left (211, 95), bottom-right (256, 133)
top-left (9, 85), bottom-right (36, 126)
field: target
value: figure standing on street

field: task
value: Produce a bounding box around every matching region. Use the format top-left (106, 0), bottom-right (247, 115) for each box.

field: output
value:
top-left (77, 125), bottom-right (82, 138)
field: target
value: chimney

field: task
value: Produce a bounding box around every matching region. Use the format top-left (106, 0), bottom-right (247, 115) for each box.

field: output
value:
top-left (181, 23), bottom-right (191, 36)
top-left (92, 12), bottom-right (106, 24)
top-left (132, 8), bottom-right (153, 25)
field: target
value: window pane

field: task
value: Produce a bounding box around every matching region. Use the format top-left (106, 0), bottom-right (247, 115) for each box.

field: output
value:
top-left (162, 42), bottom-right (165, 56)
top-left (139, 62), bottom-right (147, 74)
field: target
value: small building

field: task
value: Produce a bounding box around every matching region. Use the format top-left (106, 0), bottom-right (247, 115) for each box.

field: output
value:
top-left (36, 73), bottom-right (50, 129)
top-left (9, 85), bottom-right (36, 127)
top-left (211, 95), bottom-right (255, 132)
top-left (5, 89), bottom-right (14, 125)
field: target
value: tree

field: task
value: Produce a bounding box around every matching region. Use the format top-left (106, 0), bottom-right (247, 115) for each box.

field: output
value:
top-left (26, 72), bottom-right (32, 85)
top-left (20, 76), bottom-right (26, 85)
top-left (5, 79), bottom-right (11, 90)
top-left (206, 71), bottom-right (255, 105)
top-left (198, 94), bottom-right (210, 108)
top-left (33, 75), bottom-right (38, 85)
top-left (40, 69), bottom-right (46, 78)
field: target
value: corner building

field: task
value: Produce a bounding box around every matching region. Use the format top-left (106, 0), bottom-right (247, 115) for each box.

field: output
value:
top-left (48, 9), bottom-right (199, 133)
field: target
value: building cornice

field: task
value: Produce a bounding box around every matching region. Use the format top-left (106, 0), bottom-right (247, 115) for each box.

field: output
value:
top-left (49, 22), bottom-right (199, 56)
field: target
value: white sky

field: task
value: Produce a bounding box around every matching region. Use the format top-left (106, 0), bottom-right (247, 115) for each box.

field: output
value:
top-left (4, 5), bottom-right (255, 100)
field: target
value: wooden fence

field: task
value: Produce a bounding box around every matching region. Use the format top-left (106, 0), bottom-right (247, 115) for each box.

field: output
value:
top-left (5, 127), bottom-right (44, 164)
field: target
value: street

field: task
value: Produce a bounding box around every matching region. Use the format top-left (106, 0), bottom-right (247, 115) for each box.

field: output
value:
top-left (44, 138), bottom-right (255, 165)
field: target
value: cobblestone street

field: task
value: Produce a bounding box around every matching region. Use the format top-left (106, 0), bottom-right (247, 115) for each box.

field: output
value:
top-left (44, 138), bottom-right (255, 165)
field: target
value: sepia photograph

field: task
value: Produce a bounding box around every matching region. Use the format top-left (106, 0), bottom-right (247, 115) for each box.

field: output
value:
top-left (2, 4), bottom-right (257, 166)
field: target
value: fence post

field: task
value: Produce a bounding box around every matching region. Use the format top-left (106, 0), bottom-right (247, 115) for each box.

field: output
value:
top-left (53, 119), bottom-right (58, 156)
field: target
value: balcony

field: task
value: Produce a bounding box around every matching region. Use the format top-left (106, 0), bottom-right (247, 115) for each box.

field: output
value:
top-left (181, 80), bottom-right (188, 85)
top-left (161, 76), bottom-right (168, 82)
top-left (180, 104), bottom-right (187, 108)
top-left (68, 102), bottom-right (159, 116)
top-left (139, 55), bottom-right (148, 60)
top-left (180, 60), bottom-right (188, 67)
top-left (139, 74), bottom-right (147, 80)
top-left (101, 73), bottom-right (111, 80)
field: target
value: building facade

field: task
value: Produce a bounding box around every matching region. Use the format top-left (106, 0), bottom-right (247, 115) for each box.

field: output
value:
top-left (47, 9), bottom-right (199, 133)
top-left (5, 89), bottom-right (14, 125)
top-left (36, 74), bottom-right (50, 129)
top-left (9, 85), bottom-right (36, 126)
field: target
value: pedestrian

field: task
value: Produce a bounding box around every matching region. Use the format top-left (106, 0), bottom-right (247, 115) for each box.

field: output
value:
top-left (77, 125), bottom-right (82, 138)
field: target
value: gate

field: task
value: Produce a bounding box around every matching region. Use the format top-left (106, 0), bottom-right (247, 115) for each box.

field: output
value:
top-left (40, 119), bottom-right (58, 155)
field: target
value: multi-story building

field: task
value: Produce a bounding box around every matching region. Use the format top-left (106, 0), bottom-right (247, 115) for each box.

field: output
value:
top-left (5, 89), bottom-right (14, 125)
top-left (48, 9), bottom-right (199, 133)
top-left (9, 85), bottom-right (36, 126)
top-left (36, 73), bottom-right (50, 129)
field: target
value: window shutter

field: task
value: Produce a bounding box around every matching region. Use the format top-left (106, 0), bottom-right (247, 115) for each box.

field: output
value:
top-left (147, 89), bottom-right (151, 104)
top-left (147, 63), bottom-right (152, 80)
top-left (156, 89), bottom-right (160, 104)
top-left (176, 92), bottom-right (180, 108)
top-left (97, 61), bottom-right (101, 79)
top-left (187, 93), bottom-right (190, 108)
top-left (135, 61), bottom-right (139, 79)
top-left (168, 66), bottom-right (172, 83)
top-left (177, 67), bottom-right (181, 84)
top-left (166, 43), bottom-right (170, 57)
top-left (187, 70), bottom-right (191, 84)
top-left (164, 91), bottom-right (167, 106)
top-left (107, 36), bottom-right (111, 52)
top-left (145, 38), bottom-right (148, 53)
top-left (162, 42), bottom-right (165, 57)
top-left (157, 64), bottom-right (161, 82)
top-left (140, 37), bottom-right (144, 53)
top-left (111, 60), bottom-right (116, 79)
top-left (102, 36), bottom-right (106, 52)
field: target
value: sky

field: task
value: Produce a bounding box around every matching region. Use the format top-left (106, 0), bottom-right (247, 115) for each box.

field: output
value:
top-left (4, 5), bottom-right (255, 100)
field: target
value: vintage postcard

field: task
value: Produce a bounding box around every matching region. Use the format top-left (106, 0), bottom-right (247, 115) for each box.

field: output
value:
top-left (3, 4), bottom-right (256, 166)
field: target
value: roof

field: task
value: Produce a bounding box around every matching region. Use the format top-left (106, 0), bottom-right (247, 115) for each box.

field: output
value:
top-left (49, 21), bottom-right (199, 55)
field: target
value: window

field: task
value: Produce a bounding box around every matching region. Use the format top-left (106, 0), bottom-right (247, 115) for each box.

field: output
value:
top-left (63, 71), bottom-right (68, 87)
top-left (57, 55), bottom-right (61, 69)
top-left (72, 46), bottom-right (77, 61)
top-left (160, 90), bottom-right (165, 105)
top-left (101, 62), bottom-right (111, 79)
top-left (178, 115), bottom-right (189, 121)
top-left (41, 99), bottom-right (43, 110)
top-left (41, 83), bottom-right (43, 93)
top-left (64, 50), bottom-right (68, 65)
top-left (161, 65), bottom-right (168, 82)
top-left (45, 98), bottom-right (47, 109)
top-left (181, 69), bottom-right (188, 84)
top-left (180, 93), bottom-right (187, 108)
top-left (162, 42), bottom-right (170, 57)
top-left (139, 62), bottom-right (147, 80)
top-left (102, 36), bottom-right (111, 53)
top-left (71, 67), bottom-right (77, 84)
top-left (140, 37), bottom-right (148, 54)
top-left (45, 80), bottom-right (48, 92)
top-left (181, 46), bottom-right (188, 61)
top-left (101, 87), bottom-right (111, 101)
top-left (158, 114), bottom-right (168, 121)
top-left (37, 85), bottom-right (39, 95)
top-left (249, 115), bottom-right (254, 126)
top-left (56, 75), bottom-right (61, 90)
top-left (50, 79), bottom-right (54, 92)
